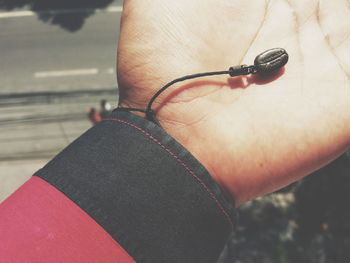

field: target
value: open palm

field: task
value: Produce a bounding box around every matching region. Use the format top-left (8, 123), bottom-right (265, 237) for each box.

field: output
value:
top-left (117, 0), bottom-right (350, 205)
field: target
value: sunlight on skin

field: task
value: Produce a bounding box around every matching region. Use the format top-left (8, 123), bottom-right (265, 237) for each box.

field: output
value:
top-left (117, 0), bottom-right (350, 205)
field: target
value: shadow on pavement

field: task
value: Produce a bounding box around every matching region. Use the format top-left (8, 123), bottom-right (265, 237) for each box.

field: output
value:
top-left (0, 88), bottom-right (117, 107)
top-left (0, 0), bottom-right (118, 31)
top-left (0, 112), bottom-right (84, 127)
top-left (0, 88), bottom-right (117, 128)
top-left (0, 88), bottom-right (117, 160)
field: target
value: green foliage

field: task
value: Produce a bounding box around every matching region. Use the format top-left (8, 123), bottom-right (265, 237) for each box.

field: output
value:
top-left (276, 245), bottom-right (289, 263)
top-left (220, 154), bottom-right (350, 263)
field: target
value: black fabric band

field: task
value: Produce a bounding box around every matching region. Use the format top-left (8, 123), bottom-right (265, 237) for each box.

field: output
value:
top-left (34, 111), bottom-right (235, 263)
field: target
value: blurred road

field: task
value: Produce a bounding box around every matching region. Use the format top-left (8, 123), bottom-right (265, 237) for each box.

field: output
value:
top-left (0, 1), bottom-right (122, 201)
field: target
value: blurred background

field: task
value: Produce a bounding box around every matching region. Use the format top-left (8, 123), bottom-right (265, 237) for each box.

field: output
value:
top-left (0, 1), bottom-right (349, 262)
top-left (0, 0), bottom-right (122, 200)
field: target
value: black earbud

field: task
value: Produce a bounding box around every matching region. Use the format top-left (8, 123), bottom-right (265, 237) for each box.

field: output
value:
top-left (115, 48), bottom-right (289, 124)
top-left (254, 48), bottom-right (289, 73)
top-left (229, 48), bottom-right (288, 77)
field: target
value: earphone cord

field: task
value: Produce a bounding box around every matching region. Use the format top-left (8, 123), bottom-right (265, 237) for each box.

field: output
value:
top-left (114, 70), bottom-right (230, 124)
top-left (113, 47), bottom-right (288, 124)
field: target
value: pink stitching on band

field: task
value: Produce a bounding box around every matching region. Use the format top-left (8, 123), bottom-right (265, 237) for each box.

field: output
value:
top-left (103, 118), bottom-right (234, 229)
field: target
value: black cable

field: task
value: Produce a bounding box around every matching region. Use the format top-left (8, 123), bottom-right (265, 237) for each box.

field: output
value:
top-left (145, 70), bottom-right (230, 121)
top-left (114, 48), bottom-right (288, 124)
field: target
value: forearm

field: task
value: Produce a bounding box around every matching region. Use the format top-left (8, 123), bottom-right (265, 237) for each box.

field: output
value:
top-left (0, 111), bottom-right (235, 263)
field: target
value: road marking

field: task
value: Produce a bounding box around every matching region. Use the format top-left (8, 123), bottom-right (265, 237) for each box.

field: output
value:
top-left (106, 6), bottom-right (123, 13)
top-left (105, 68), bottom-right (115, 74)
top-left (0, 6), bottom-right (123, 19)
top-left (0, 10), bottom-right (34, 18)
top-left (34, 68), bottom-right (99, 78)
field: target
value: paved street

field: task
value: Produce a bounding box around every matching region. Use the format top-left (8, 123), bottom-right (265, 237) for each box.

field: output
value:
top-left (0, 1), bottom-right (123, 201)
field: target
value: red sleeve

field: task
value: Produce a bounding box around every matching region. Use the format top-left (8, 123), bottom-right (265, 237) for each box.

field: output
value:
top-left (0, 176), bottom-right (136, 263)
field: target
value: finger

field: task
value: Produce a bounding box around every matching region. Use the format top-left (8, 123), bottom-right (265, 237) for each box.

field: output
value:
top-left (317, 0), bottom-right (350, 76)
top-left (239, 0), bottom-right (304, 82)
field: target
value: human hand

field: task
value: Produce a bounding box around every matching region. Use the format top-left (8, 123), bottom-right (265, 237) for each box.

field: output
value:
top-left (117, 0), bottom-right (350, 205)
